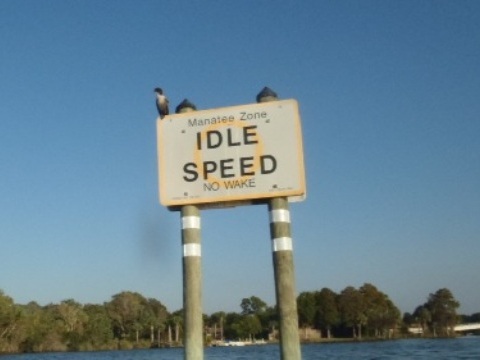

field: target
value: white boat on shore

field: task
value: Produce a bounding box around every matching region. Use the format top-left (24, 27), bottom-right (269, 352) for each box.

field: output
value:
top-left (212, 339), bottom-right (267, 347)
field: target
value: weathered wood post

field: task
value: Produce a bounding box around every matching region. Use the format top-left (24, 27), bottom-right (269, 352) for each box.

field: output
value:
top-left (257, 87), bottom-right (302, 360)
top-left (176, 99), bottom-right (204, 360)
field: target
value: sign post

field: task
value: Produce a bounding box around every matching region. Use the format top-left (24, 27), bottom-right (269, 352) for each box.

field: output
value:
top-left (157, 88), bottom-right (305, 360)
top-left (181, 204), bottom-right (203, 360)
top-left (177, 100), bottom-right (204, 360)
top-left (258, 87), bottom-right (301, 360)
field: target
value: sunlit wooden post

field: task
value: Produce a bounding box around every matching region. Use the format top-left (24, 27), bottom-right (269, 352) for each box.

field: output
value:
top-left (257, 87), bottom-right (302, 360)
top-left (176, 100), bottom-right (204, 360)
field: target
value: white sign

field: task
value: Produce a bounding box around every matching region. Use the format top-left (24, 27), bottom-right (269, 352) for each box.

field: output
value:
top-left (157, 99), bottom-right (306, 207)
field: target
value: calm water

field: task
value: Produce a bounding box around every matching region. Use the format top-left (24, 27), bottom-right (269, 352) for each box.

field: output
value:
top-left (1, 337), bottom-right (479, 359)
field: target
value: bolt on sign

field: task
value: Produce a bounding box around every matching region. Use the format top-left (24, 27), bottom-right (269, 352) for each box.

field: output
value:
top-left (157, 99), bottom-right (306, 208)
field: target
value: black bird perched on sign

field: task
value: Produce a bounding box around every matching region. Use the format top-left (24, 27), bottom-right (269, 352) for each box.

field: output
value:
top-left (154, 87), bottom-right (169, 119)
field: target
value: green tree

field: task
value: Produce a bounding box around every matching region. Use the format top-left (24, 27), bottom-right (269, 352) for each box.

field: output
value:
top-left (0, 291), bottom-right (23, 352)
top-left (29, 303), bottom-right (65, 352)
top-left (240, 296), bottom-right (267, 316)
top-left (413, 305), bottom-right (431, 336)
top-left (106, 291), bottom-right (147, 342)
top-left (314, 288), bottom-right (340, 339)
top-left (166, 310), bottom-right (183, 345)
top-left (360, 283), bottom-right (400, 338)
top-left (297, 291), bottom-right (316, 329)
top-left (239, 296), bottom-right (269, 340)
top-left (55, 299), bottom-right (88, 350)
top-left (234, 315), bottom-right (262, 340)
top-left (381, 298), bottom-right (401, 338)
top-left (17, 302), bottom-right (44, 352)
top-left (338, 286), bottom-right (367, 338)
top-left (297, 291), bottom-right (316, 340)
top-left (208, 311), bottom-right (226, 341)
top-left (426, 288), bottom-right (459, 336)
top-left (144, 298), bottom-right (168, 346)
top-left (83, 304), bottom-right (114, 350)
top-left (223, 312), bottom-right (242, 340)
top-left (257, 305), bottom-right (278, 340)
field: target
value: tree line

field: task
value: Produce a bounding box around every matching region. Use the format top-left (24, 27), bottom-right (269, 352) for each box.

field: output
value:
top-left (296, 285), bottom-right (468, 339)
top-left (402, 288), bottom-right (473, 337)
top-left (0, 284), bottom-right (475, 354)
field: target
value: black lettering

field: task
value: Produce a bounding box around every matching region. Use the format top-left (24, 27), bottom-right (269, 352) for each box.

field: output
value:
top-left (226, 128), bottom-right (241, 147)
top-left (240, 156), bottom-right (255, 176)
top-left (220, 159), bottom-right (235, 178)
top-left (260, 155), bottom-right (277, 174)
top-left (206, 130), bottom-right (222, 149)
top-left (196, 132), bottom-right (202, 150)
top-left (203, 182), bottom-right (220, 191)
top-left (244, 125), bottom-right (258, 145)
top-left (202, 161), bottom-right (217, 180)
top-left (183, 163), bottom-right (198, 182)
top-left (223, 178), bottom-right (256, 189)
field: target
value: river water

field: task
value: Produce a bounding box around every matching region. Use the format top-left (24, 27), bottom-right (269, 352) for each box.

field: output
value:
top-left (1, 337), bottom-right (479, 359)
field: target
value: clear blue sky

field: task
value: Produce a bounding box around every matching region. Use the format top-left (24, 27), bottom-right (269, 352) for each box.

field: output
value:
top-left (1, 1), bottom-right (479, 316)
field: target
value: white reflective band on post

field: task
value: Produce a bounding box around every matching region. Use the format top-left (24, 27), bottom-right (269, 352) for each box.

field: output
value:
top-left (182, 216), bottom-right (201, 229)
top-left (272, 237), bottom-right (293, 252)
top-left (270, 209), bottom-right (291, 223)
top-left (183, 243), bottom-right (201, 257)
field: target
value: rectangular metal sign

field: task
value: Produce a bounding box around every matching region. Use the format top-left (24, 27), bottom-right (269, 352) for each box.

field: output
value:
top-left (157, 99), bottom-right (306, 207)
